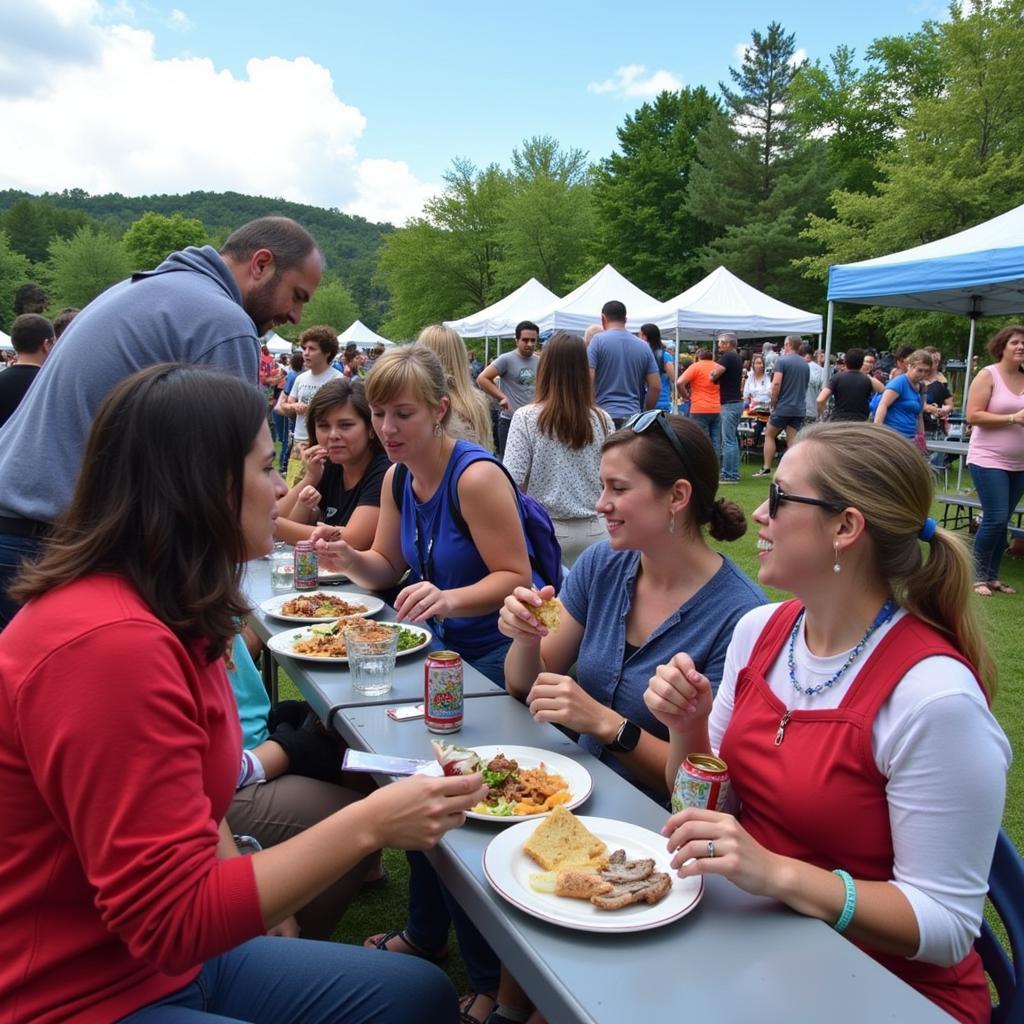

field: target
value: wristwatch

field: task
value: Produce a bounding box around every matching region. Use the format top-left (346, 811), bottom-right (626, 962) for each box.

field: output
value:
top-left (605, 718), bottom-right (642, 753)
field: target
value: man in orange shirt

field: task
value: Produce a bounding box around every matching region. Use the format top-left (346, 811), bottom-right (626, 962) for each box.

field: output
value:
top-left (679, 348), bottom-right (725, 460)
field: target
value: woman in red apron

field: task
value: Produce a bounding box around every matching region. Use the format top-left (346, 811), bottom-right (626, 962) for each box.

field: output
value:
top-left (646, 421), bottom-right (1010, 1024)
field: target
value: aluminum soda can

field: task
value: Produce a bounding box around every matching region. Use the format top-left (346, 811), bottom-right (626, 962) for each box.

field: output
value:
top-left (424, 650), bottom-right (463, 733)
top-left (293, 540), bottom-right (318, 590)
top-left (671, 753), bottom-right (731, 813)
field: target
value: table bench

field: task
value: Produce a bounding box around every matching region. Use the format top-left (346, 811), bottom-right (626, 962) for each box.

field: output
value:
top-left (938, 495), bottom-right (1024, 532)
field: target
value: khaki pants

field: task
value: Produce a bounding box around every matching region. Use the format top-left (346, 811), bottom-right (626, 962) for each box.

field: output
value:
top-left (552, 515), bottom-right (609, 569)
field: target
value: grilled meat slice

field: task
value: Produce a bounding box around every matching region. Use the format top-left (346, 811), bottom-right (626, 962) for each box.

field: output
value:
top-left (590, 871), bottom-right (672, 911)
top-left (600, 849), bottom-right (656, 884)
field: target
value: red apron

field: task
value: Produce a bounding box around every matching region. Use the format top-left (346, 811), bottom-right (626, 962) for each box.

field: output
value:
top-left (719, 601), bottom-right (990, 1024)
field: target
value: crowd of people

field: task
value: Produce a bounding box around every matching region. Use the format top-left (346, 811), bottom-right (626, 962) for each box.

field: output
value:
top-left (0, 222), bottom-right (1016, 1024)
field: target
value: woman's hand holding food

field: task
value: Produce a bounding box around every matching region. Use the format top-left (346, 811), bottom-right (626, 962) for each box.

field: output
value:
top-left (394, 580), bottom-right (452, 624)
top-left (527, 672), bottom-right (620, 740)
top-left (366, 773), bottom-right (487, 850)
top-left (300, 443), bottom-right (328, 485)
top-left (498, 584), bottom-right (556, 646)
top-left (645, 653), bottom-right (714, 734)
top-left (296, 485), bottom-right (321, 513)
top-left (662, 807), bottom-right (782, 898)
top-left (311, 531), bottom-right (354, 571)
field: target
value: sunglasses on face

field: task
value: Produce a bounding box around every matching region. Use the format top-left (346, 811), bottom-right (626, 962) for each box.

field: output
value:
top-left (623, 410), bottom-right (690, 474)
top-left (769, 481), bottom-right (847, 519)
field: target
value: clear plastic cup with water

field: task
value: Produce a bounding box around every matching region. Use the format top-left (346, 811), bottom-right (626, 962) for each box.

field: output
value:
top-left (344, 624), bottom-right (400, 696)
top-left (269, 542), bottom-right (295, 594)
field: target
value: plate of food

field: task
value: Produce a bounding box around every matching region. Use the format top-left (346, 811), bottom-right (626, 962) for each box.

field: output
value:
top-left (430, 743), bottom-right (592, 823)
top-left (482, 808), bottom-right (702, 933)
top-left (318, 567), bottom-right (351, 584)
top-left (266, 621), bottom-right (432, 663)
top-left (259, 591), bottom-right (385, 623)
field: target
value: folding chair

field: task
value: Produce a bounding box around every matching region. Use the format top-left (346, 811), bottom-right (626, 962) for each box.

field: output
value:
top-left (977, 829), bottom-right (1024, 1024)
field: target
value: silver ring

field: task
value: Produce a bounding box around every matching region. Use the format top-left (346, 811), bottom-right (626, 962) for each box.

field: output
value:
top-left (706, 839), bottom-right (716, 858)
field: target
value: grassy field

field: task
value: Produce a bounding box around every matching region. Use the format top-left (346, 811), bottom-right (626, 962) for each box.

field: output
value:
top-left (277, 459), bottom-right (1021, 992)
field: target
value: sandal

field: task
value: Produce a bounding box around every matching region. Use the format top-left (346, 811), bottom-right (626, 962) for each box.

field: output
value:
top-left (988, 580), bottom-right (1017, 594)
top-left (459, 992), bottom-right (497, 1024)
top-left (973, 583), bottom-right (993, 598)
top-left (362, 928), bottom-right (448, 963)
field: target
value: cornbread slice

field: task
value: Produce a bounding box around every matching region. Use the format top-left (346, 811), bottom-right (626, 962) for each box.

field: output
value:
top-left (522, 807), bottom-right (608, 871)
top-left (534, 597), bottom-right (563, 633)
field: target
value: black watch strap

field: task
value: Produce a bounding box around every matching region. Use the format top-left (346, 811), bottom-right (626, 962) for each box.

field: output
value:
top-left (605, 718), bottom-right (641, 753)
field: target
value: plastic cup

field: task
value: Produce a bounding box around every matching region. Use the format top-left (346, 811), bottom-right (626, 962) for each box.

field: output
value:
top-left (344, 624), bottom-right (399, 697)
top-left (269, 543), bottom-right (295, 594)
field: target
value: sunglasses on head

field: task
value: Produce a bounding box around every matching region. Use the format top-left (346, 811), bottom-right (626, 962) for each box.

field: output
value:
top-left (768, 481), bottom-right (847, 519)
top-left (623, 410), bottom-right (690, 474)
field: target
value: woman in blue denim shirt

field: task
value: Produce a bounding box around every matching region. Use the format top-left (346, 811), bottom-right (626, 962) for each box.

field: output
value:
top-left (501, 412), bottom-right (765, 800)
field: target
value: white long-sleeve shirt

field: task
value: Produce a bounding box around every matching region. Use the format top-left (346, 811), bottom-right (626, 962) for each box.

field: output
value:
top-left (710, 603), bottom-right (1011, 967)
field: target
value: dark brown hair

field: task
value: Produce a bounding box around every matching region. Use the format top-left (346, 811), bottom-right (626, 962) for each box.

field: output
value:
top-left (535, 332), bottom-right (604, 449)
top-left (986, 323), bottom-right (1024, 362)
top-left (299, 324), bottom-right (339, 363)
top-left (220, 216), bottom-right (321, 273)
top-left (602, 414), bottom-right (747, 541)
top-left (11, 364), bottom-right (267, 662)
top-left (307, 377), bottom-right (381, 454)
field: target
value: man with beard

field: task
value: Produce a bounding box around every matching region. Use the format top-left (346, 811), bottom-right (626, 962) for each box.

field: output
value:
top-left (0, 216), bottom-right (323, 628)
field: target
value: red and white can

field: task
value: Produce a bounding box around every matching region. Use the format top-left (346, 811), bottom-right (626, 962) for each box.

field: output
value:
top-left (424, 650), bottom-right (463, 733)
top-left (293, 540), bottom-right (318, 590)
top-left (671, 753), bottom-right (731, 813)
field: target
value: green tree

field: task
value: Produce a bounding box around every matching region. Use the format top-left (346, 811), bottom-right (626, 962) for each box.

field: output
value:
top-left (122, 211), bottom-right (207, 271)
top-left (588, 88), bottom-right (720, 297)
top-left (495, 136), bottom-right (594, 295)
top-left (0, 232), bottom-right (33, 331)
top-left (47, 226), bottom-right (131, 309)
top-left (687, 22), bottom-right (834, 306)
top-left (1, 197), bottom-right (92, 263)
top-left (799, 0), bottom-right (1024, 351)
top-left (278, 276), bottom-right (359, 340)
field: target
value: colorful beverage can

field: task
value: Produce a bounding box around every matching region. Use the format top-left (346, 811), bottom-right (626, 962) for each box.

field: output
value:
top-left (293, 541), bottom-right (318, 590)
top-left (671, 753), bottom-right (731, 813)
top-left (424, 651), bottom-right (463, 733)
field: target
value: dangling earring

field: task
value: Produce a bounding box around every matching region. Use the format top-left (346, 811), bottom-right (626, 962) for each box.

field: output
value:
top-left (669, 511), bottom-right (676, 534)
top-left (433, 421), bottom-right (443, 437)
top-left (832, 541), bottom-right (841, 574)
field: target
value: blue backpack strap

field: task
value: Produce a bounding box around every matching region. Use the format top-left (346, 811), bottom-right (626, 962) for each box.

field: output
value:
top-left (390, 462), bottom-right (409, 510)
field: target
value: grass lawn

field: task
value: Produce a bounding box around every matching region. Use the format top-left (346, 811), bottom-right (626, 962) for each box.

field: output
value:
top-left (276, 457), bottom-right (1021, 995)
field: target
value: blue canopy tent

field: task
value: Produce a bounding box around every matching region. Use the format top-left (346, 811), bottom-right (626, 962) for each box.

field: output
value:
top-left (825, 201), bottom-right (1024, 413)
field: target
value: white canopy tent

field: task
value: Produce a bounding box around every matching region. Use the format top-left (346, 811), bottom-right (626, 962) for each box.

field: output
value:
top-left (652, 265), bottom-right (822, 339)
top-left (338, 320), bottom-right (394, 349)
top-left (0, 329), bottom-right (12, 352)
top-left (533, 265), bottom-right (662, 334)
top-left (825, 201), bottom-right (1024, 411)
top-left (261, 331), bottom-right (293, 356)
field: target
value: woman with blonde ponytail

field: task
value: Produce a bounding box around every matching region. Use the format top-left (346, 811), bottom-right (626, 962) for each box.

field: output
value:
top-left (645, 421), bottom-right (1009, 1024)
top-left (416, 325), bottom-right (493, 450)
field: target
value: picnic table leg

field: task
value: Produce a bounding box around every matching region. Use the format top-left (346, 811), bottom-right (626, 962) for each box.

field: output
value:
top-left (261, 647), bottom-right (279, 707)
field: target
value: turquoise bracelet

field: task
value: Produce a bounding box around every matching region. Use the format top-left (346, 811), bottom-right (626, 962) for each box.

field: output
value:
top-left (832, 869), bottom-right (857, 933)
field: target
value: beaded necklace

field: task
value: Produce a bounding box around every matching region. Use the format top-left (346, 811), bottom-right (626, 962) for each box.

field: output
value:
top-left (787, 598), bottom-right (898, 699)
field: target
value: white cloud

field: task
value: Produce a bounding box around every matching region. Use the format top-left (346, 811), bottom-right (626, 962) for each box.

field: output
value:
top-left (0, 4), bottom-right (435, 224)
top-left (587, 65), bottom-right (683, 99)
top-left (168, 8), bottom-right (193, 31)
top-left (789, 47), bottom-right (807, 68)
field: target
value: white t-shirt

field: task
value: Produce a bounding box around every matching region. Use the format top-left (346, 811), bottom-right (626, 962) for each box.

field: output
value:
top-left (710, 603), bottom-right (1011, 967)
top-left (287, 366), bottom-right (342, 442)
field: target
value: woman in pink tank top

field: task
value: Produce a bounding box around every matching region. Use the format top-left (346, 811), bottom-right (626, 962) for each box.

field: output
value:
top-left (965, 323), bottom-right (1024, 596)
top-left (645, 423), bottom-right (1010, 1024)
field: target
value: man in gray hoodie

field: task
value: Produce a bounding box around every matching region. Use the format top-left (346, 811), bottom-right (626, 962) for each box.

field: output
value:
top-left (0, 216), bottom-right (323, 628)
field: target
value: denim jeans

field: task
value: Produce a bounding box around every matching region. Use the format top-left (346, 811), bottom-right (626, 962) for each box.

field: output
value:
top-left (968, 464), bottom-right (1024, 582)
top-left (719, 401), bottom-right (744, 480)
top-left (0, 531), bottom-right (42, 630)
top-left (405, 851), bottom-right (501, 994)
top-left (118, 935), bottom-right (457, 1023)
top-left (690, 412), bottom-right (722, 462)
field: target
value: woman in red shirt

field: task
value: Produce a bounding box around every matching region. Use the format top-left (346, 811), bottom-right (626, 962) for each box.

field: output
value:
top-left (645, 422), bottom-right (1010, 1024)
top-left (0, 364), bottom-right (483, 1024)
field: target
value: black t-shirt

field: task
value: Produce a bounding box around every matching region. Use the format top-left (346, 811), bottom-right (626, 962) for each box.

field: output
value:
top-left (0, 365), bottom-right (41, 430)
top-left (828, 371), bottom-right (873, 421)
top-left (923, 379), bottom-right (951, 432)
top-left (717, 350), bottom-right (743, 403)
top-left (318, 450), bottom-right (389, 526)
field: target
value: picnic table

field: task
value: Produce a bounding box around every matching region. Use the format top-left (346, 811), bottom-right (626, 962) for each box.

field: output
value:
top-left (245, 558), bottom-right (952, 1024)
top-left (926, 438), bottom-right (969, 491)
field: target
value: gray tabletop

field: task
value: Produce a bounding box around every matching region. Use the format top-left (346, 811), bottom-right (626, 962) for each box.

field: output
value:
top-left (925, 439), bottom-right (969, 455)
top-left (242, 559), bottom-right (505, 722)
top-left (334, 699), bottom-right (953, 1024)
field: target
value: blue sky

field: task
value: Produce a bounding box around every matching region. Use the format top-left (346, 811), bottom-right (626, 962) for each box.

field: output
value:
top-left (0, 0), bottom-right (954, 224)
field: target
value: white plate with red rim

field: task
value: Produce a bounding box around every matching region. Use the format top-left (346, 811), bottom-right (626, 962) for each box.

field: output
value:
top-left (425, 745), bottom-right (593, 823)
top-left (266, 622), bottom-right (432, 664)
top-left (483, 815), bottom-right (703, 933)
top-left (318, 567), bottom-right (351, 583)
top-left (259, 591), bottom-right (384, 624)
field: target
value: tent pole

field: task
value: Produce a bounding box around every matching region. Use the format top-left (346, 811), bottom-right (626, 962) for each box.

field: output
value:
top-left (958, 312), bottom-right (979, 492)
top-left (823, 302), bottom-right (835, 381)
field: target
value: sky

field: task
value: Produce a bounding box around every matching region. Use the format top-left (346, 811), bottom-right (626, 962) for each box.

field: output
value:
top-left (0, 0), bottom-right (956, 226)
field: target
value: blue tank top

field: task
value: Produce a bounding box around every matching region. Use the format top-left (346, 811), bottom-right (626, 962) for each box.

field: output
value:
top-left (398, 440), bottom-right (508, 659)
